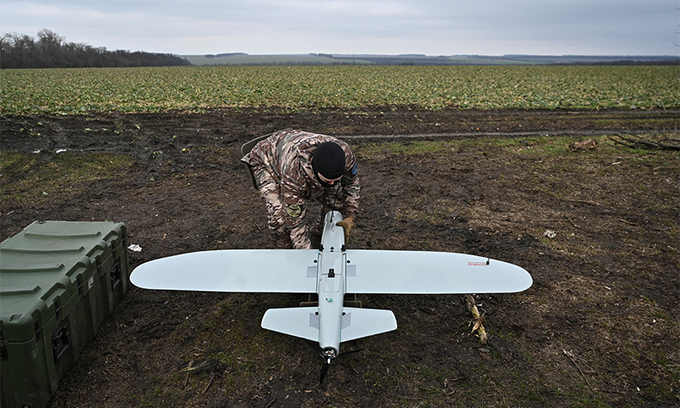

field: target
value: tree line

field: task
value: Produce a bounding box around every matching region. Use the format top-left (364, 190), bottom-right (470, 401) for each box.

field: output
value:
top-left (0, 30), bottom-right (192, 69)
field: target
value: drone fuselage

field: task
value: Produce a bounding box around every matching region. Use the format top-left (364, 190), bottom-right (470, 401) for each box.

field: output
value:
top-left (315, 212), bottom-right (348, 357)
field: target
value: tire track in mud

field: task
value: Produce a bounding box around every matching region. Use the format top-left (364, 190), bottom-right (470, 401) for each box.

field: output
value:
top-left (342, 128), bottom-right (658, 141)
top-left (1, 108), bottom-right (677, 154)
top-left (0, 127), bottom-right (667, 154)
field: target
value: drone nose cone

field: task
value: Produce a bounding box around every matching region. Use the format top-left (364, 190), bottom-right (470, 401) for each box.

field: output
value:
top-left (322, 347), bottom-right (337, 362)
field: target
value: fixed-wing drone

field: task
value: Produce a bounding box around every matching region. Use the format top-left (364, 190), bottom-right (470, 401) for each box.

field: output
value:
top-left (130, 210), bottom-right (532, 383)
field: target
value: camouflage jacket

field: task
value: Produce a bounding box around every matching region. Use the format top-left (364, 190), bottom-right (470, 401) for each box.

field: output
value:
top-left (243, 129), bottom-right (360, 220)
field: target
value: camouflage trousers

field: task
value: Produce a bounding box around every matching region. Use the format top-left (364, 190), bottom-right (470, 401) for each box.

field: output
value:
top-left (252, 165), bottom-right (313, 249)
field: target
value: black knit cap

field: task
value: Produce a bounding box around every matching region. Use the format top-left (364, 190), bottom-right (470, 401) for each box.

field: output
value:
top-left (312, 142), bottom-right (345, 179)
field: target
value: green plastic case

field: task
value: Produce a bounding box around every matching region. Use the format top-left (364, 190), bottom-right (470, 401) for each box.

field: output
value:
top-left (0, 221), bottom-right (130, 408)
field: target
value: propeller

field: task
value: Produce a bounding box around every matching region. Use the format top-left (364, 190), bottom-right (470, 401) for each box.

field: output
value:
top-left (319, 348), bottom-right (336, 385)
top-left (307, 343), bottom-right (364, 385)
top-left (304, 340), bottom-right (365, 385)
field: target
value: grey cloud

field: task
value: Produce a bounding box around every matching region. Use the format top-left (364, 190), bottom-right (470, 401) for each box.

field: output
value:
top-left (1, 0), bottom-right (676, 55)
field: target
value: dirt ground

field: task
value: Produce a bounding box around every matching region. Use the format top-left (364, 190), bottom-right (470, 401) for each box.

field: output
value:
top-left (1, 107), bottom-right (679, 407)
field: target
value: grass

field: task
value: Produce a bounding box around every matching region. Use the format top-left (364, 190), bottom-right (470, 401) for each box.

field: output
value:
top-left (1, 65), bottom-right (677, 115)
top-left (0, 151), bottom-right (135, 206)
top-left (355, 134), bottom-right (632, 161)
top-left (357, 133), bottom-right (679, 269)
top-left (168, 294), bottom-right (305, 398)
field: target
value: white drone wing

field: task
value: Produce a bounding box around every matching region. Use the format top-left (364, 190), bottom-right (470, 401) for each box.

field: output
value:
top-left (130, 249), bottom-right (318, 293)
top-left (131, 249), bottom-right (532, 295)
top-left (345, 250), bottom-right (532, 294)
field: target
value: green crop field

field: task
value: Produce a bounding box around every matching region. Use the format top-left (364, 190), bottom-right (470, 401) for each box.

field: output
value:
top-left (1, 65), bottom-right (677, 115)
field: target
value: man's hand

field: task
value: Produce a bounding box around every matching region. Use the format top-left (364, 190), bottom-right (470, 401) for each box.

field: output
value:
top-left (335, 217), bottom-right (355, 243)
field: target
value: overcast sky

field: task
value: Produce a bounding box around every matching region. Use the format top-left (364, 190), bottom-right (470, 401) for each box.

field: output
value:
top-left (2, 0), bottom-right (678, 56)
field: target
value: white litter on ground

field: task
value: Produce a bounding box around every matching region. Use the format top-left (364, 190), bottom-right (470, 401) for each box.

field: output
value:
top-left (128, 244), bottom-right (142, 252)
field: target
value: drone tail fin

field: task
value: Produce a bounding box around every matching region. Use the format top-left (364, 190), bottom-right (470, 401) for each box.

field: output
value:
top-left (261, 307), bottom-right (320, 342)
top-left (340, 307), bottom-right (398, 342)
top-left (261, 307), bottom-right (397, 344)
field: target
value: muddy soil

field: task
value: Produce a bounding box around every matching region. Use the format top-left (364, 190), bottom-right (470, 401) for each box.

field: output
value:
top-left (1, 108), bottom-right (679, 407)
